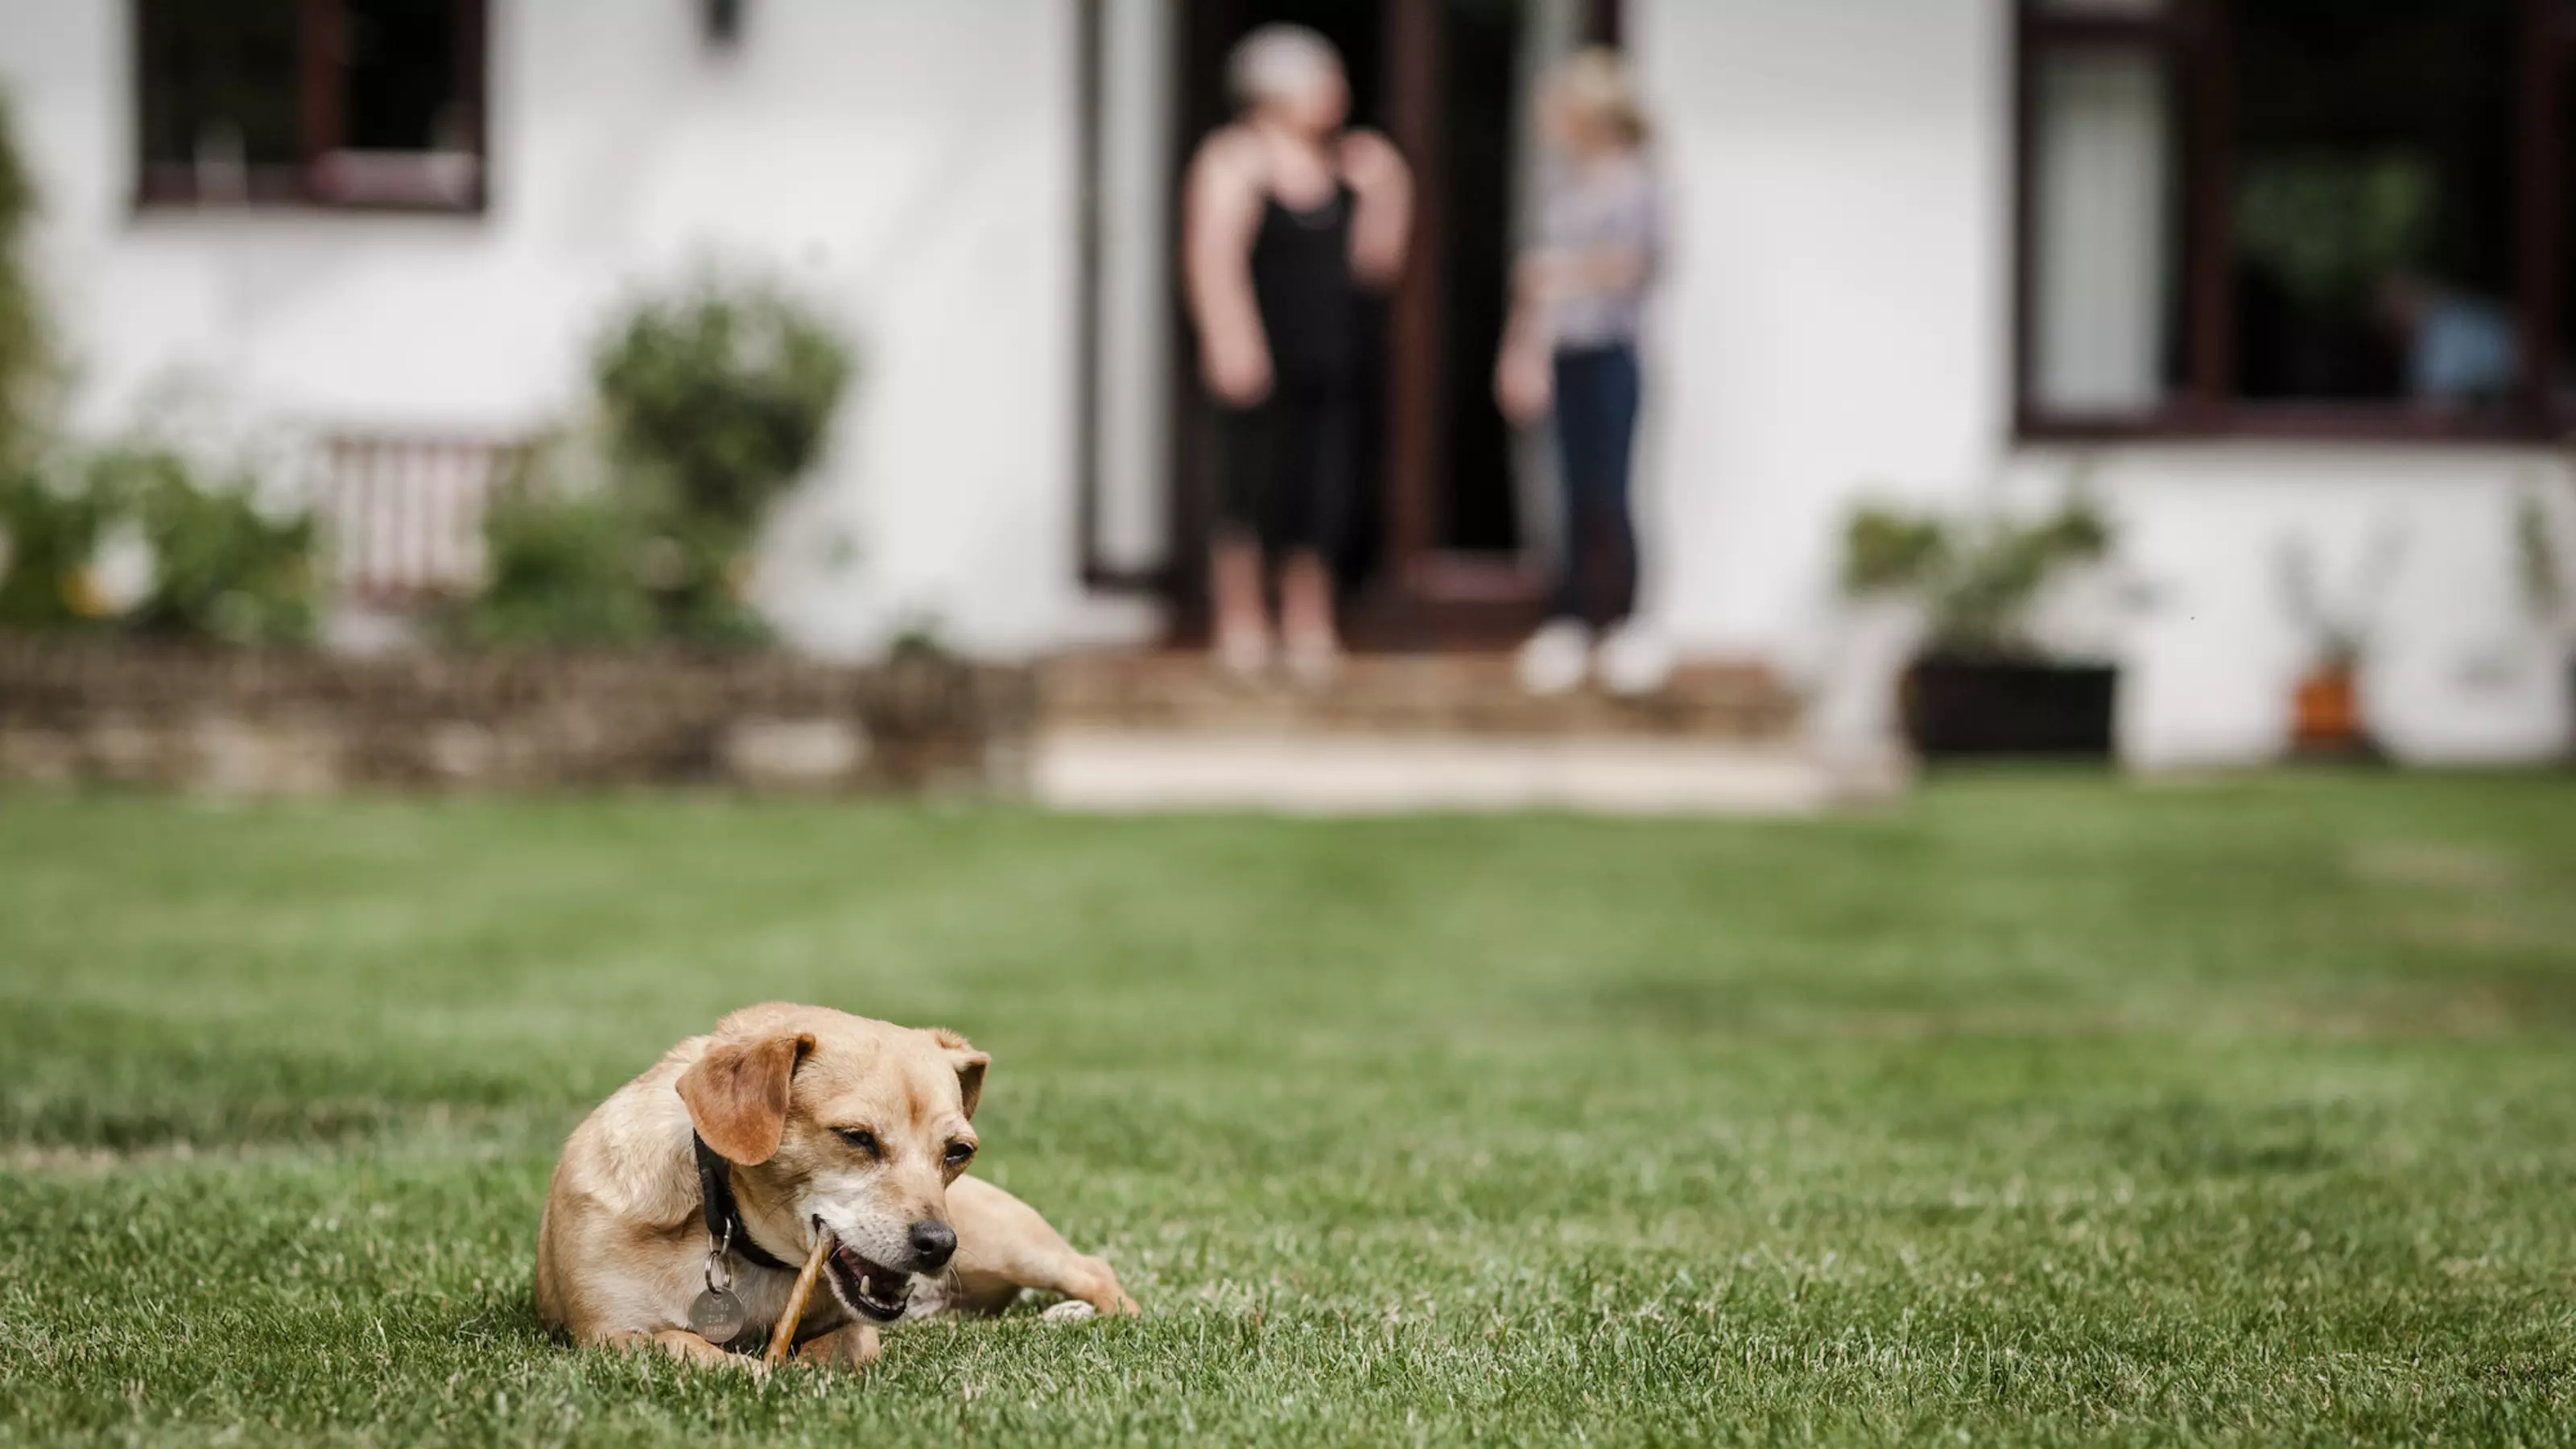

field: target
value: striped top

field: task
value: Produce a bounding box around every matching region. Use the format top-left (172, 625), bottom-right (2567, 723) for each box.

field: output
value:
top-left (1538, 155), bottom-right (1662, 350)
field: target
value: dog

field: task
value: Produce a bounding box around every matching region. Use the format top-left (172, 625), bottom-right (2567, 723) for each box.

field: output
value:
top-left (535, 1002), bottom-right (1136, 1371)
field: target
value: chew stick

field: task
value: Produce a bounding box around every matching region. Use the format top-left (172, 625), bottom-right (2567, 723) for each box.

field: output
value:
top-left (764, 1227), bottom-right (836, 1366)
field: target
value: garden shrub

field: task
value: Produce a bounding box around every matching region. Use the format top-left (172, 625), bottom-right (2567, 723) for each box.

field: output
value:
top-left (0, 467), bottom-right (111, 630)
top-left (0, 86), bottom-right (52, 476)
top-left (0, 448), bottom-right (321, 645)
top-left (455, 278), bottom-right (854, 648)
top-left (450, 458), bottom-right (658, 648)
top-left (1840, 497), bottom-right (2113, 659)
top-left (110, 447), bottom-right (320, 646)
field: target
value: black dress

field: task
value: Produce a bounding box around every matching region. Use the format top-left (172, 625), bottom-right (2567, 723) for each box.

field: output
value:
top-left (1213, 182), bottom-right (1364, 557)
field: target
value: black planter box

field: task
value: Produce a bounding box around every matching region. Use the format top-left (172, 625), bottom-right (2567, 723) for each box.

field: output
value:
top-left (1901, 655), bottom-right (2118, 759)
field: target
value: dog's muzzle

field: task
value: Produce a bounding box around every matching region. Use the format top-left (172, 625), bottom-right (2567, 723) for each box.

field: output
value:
top-left (819, 1229), bottom-right (914, 1323)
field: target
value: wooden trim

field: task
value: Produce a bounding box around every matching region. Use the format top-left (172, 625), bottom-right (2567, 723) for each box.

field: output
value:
top-left (1381, 0), bottom-right (1443, 572)
top-left (299, 0), bottom-right (345, 179)
top-left (456, 0), bottom-right (489, 209)
top-left (2010, 6), bottom-right (2037, 440)
top-left (2021, 406), bottom-right (2562, 445)
top-left (1584, 0), bottom-right (1624, 48)
top-left (2023, 12), bottom-right (2201, 46)
top-left (2518, 0), bottom-right (2563, 428)
top-left (1073, 0), bottom-right (1110, 587)
top-left (2179, 0), bottom-right (2234, 423)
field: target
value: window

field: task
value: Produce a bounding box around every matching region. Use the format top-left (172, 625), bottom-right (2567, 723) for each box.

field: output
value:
top-left (135, 0), bottom-right (488, 211)
top-left (2016, 0), bottom-right (2574, 440)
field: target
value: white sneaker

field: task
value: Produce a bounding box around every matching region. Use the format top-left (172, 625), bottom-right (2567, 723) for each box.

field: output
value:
top-left (1215, 629), bottom-right (1274, 680)
top-left (1282, 634), bottom-right (1343, 689)
top-left (1517, 620), bottom-right (1592, 696)
top-left (1595, 621), bottom-right (1675, 698)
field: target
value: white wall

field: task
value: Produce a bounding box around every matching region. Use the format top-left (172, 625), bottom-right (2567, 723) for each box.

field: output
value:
top-left (0, 0), bottom-right (1154, 658)
top-left (1633, 0), bottom-right (2572, 766)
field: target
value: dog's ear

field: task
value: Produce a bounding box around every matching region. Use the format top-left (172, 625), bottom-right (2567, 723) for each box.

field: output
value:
top-left (676, 1031), bottom-right (816, 1164)
top-left (931, 1027), bottom-right (990, 1121)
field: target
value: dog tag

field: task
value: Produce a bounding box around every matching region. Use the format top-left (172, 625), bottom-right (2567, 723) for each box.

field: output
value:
top-left (689, 1286), bottom-right (749, 1345)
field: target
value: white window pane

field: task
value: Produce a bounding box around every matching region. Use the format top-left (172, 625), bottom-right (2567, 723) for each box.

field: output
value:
top-left (2032, 48), bottom-right (2178, 416)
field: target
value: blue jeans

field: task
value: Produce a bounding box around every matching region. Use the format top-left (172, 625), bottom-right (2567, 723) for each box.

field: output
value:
top-left (1550, 344), bottom-right (1641, 629)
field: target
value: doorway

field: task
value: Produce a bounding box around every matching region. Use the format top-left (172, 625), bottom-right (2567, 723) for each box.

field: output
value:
top-left (1141, 0), bottom-right (1619, 648)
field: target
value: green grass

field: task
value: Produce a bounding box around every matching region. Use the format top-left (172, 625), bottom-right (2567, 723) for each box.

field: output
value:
top-left (4, 772), bottom-right (2574, 1447)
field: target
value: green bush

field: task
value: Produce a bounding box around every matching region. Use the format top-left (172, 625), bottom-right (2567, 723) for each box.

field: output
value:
top-left (594, 280), bottom-right (852, 535)
top-left (113, 448), bottom-right (320, 646)
top-left (0, 85), bottom-right (52, 475)
top-left (455, 279), bottom-right (853, 649)
top-left (0, 448), bottom-right (321, 644)
top-left (0, 467), bottom-right (111, 630)
top-left (450, 477), bottom-right (658, 649)
top-left (1840, 497), bottom-right (2113, 659)
top-left (1840, 506), bottom-right (1949, 597)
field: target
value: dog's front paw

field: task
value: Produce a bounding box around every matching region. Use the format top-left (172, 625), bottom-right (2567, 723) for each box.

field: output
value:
top-left (1039, 1299), bottom-right (1099, 1324)
top-left (598, 1329), bottom-right (770, 1376)
top-left (793, 1323), bottom-right (881, 1371)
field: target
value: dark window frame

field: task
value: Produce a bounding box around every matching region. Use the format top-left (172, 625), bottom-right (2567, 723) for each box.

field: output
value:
top-left (2013, 0), bottom-right (2572, 444)
top-left (132, 0), bottom-right (489, 214)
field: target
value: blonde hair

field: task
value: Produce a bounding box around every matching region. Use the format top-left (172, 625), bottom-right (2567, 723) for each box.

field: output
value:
top-left (1549, 46), bottom-right (1649, 151)
top-left (1228, 24), bottom-right (1344, 112)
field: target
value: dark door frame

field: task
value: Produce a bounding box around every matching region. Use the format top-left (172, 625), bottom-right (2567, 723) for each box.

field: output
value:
top-left (1072, 0), bottom-right (1624, 646)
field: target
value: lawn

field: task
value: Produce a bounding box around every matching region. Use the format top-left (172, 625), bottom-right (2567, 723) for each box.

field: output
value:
top-left (3, 772), bottom-right (2574, 1447)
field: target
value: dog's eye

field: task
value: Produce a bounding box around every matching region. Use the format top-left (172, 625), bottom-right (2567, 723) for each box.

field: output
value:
top-left (836, 1128), bottom-right (881, 1158)
top-left (943, 1141), bottom-right (976, 1167)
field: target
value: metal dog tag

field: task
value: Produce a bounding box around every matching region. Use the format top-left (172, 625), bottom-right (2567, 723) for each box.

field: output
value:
top-left (689, 1286), bottom-right (749, 1345)
top-left (691, 1225), bottom-right (748, 1344)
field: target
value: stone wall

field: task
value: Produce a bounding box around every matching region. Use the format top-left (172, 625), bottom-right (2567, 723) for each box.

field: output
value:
top-left (0, 638), bottom-right (1034, 795)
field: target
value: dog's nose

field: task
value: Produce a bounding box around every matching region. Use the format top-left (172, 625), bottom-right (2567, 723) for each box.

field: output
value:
top-left (908, 1218), bottom-right (957, 1269)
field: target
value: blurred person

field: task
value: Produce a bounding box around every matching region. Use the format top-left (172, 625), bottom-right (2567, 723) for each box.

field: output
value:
top-left (1496, 47), bottom-right (1667, 697)
top-left (1184, 24), bottom-right (1412, 680)
top-left (2376, 270), bottom-right (2516, 410)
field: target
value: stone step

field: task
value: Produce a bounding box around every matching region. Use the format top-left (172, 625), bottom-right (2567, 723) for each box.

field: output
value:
top-left (1038, 651), bottom-right (1802, 741)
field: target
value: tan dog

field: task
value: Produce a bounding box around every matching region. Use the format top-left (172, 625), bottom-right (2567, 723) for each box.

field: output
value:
top-left (536, 1003), bottom-right (1136, 1371)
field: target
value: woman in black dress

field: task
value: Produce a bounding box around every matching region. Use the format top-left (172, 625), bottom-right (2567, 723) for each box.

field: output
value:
top-left (1183, 25), bottom-right (1412, 679)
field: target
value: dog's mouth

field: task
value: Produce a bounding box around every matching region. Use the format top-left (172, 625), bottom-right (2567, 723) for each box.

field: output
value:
top-left (819, 1231), bottom-right (912, 1323)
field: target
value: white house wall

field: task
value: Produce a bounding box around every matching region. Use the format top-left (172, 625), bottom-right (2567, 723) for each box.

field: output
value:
top-left (0, 0), bottom-right (1154, 658)
top-left (1633, 0), bottom-right (2571, 766)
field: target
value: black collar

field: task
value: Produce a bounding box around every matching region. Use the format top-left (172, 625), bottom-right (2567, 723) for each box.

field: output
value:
top-left (693, 1132), bottom-right (795, 1273)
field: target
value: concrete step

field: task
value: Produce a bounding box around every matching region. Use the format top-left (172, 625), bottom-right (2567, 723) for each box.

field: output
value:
top-left (1038, 651), bottom-right (1802, 741)
top-left (1032, 729), bottom-right (1909, 816)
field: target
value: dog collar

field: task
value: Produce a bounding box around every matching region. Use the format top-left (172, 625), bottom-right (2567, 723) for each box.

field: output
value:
top-left (692, 1131), bottom-right (796, 1274)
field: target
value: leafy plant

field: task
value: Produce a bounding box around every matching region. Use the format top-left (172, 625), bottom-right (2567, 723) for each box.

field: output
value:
top-left (588, 279), bottom-right (851, 640)
top-left (450, 478), bottom-right (658, 649)
top-left (594, 283), bottom-right (850, 530)
top-left (0, 466), bottom-right (112, 630)
top-left (0, 447), bottom-right (321, 644)
top-left (112, 448), bottom-right (320, 646)
top-left (1839, 497), bottom-right (2113, 658)
top-left (0, 86), bottom-right (52, 476)
top-left (2516, 482), bottom-right (2574, 641)
top-left (458, 278), bottom-right (854, 649)
top-left (2235, 151), bottom-right (2436, 309)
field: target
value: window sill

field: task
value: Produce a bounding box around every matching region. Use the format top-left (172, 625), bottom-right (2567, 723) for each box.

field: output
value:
top-left (2018, 404), bottom-right (2569, 448)
top-left (135, 154), bottom-right (486, 217)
